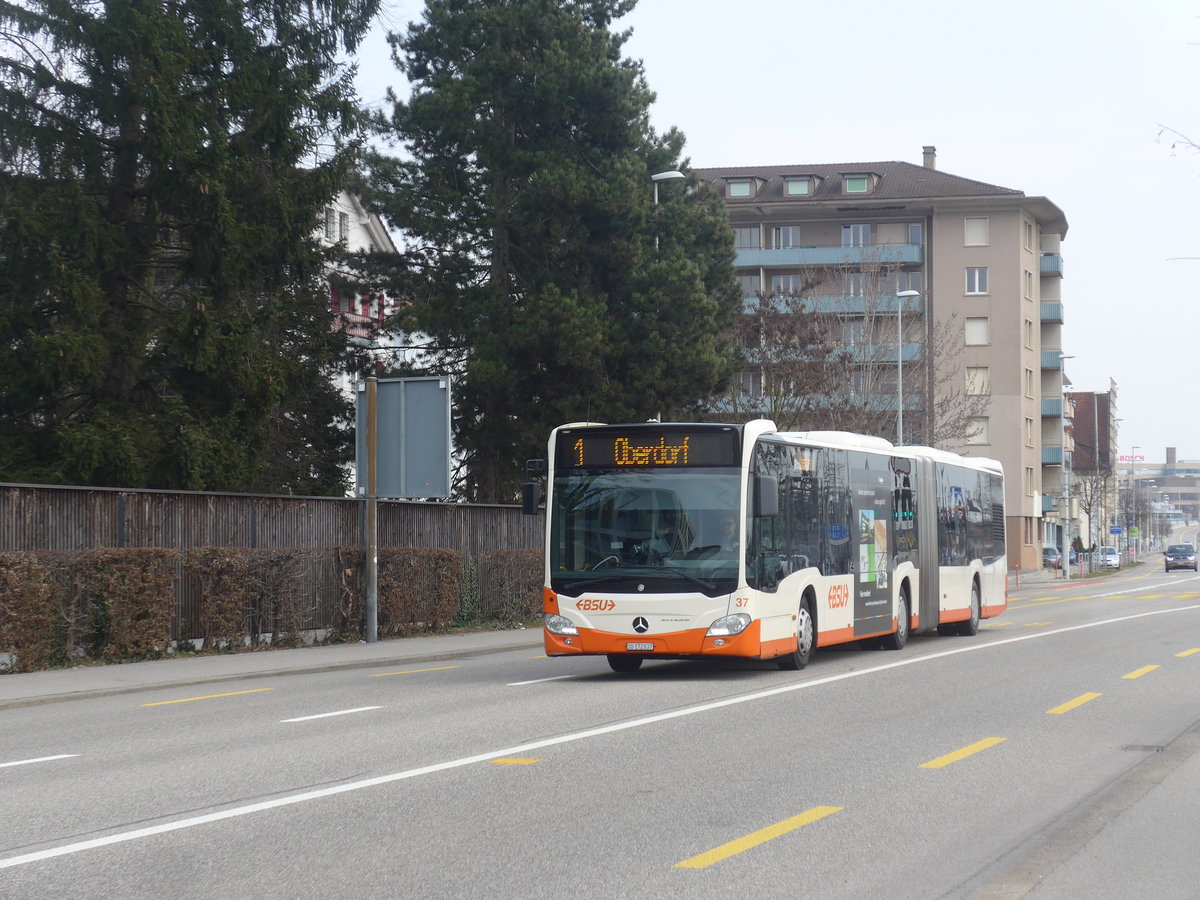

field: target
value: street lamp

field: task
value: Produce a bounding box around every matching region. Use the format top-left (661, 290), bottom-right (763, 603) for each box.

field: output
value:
top-left (894, 290), bottom-right (921, 445)
top-left (651, 169), bottom-right (685, 204)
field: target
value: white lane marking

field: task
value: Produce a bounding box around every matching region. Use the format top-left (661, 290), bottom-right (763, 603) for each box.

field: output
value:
top-left (507, 675), bottom-right (575, 686)
top-left (280, 707), bottom-right (382, 723)
top-left (0, 754), bottom-right (79, 769)
top-left (4, 603), bottom-right (1198, 871)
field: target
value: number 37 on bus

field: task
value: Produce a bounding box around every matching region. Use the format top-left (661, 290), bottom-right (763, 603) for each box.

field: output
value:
top-left (521, 419), bottom-right (1006, 674)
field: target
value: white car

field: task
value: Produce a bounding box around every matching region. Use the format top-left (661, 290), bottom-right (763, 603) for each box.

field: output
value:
top-left (1098, 545), bottom-right (1120, 568)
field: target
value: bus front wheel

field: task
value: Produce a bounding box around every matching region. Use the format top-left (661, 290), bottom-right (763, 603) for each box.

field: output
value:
top-left (777, 597), bottom-right (815, 670)
top-left (607, 654), bottom-right (643, 674)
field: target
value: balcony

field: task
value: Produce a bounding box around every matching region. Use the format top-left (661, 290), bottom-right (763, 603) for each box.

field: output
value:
top-left (1040, 302), bottom-right (1063, 323)
top-left (1042, 396), bottom-right (1063, 417)
top-left (1042, 445), bottom-right (1064, 465)
top-left (735, 243), bottom-right (923, 269)
top-left (1041, 350), bottom-right (1065, 369)
top-left (743, 293), bottom-right (924, 315)
top-left (1040, 253), bottom-right (1064, 277)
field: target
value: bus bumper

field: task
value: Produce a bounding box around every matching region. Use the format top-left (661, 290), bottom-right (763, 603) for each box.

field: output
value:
top-left (544, 618), bottom-right (768, 660)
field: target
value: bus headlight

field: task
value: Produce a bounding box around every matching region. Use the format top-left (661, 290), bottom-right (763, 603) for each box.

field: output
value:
top-left (707, 614), bottom-right (751, 637)
top-left (544, 614), bottom-right (578, 636)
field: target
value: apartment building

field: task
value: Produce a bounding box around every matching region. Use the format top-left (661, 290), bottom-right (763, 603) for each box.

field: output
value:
top-left (696, 146), bottom-right (1068, 572)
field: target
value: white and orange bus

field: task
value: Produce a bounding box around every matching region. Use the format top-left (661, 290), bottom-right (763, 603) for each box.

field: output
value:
top-left (524, 419), bottom-right (1005, 673)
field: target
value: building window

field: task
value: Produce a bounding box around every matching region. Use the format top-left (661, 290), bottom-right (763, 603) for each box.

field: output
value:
top-left (1024, 368), bottom-right (1034, 398)
top-left (728, 180), bottom-right (753, 198)
top-left (843, 319), bottom-right (865, 345)
top-left (772, 226), bottom-right (799, 249)
top-left (964, 217), bottom-right (989, 246)
top-left (770, 274), bottom-right (806, 294)
top-left (1024, 318), bottom-right (1035, 349)
top-left (323, 206), bottom-right (336, 241)
top-left (966, 417), bottom-right (990, 445)
top-left (966, 367), bottom-right (991, 395)
top-left (843, 272), bottom-right (870, 296)
top-left (1024, 269), bottom-right (1034, 299)
top-left (339, 212), bottom-right (349, 241)
top-left (844, 175), bottom-right (869, 193)
top-left (965, 317), bottom-right (989, 345)
top-left (842, 224), bottom-right (870, 247)
top-left (966, 267), bottom-right (988, 294)
top-left (733, 226), bottom-right (760, 249)
top-left (1025, 467), bottom-right (1035, 497)
top-left (1024, 221), bottom-right (1034, 251)
top-left (1024, 417), bottom-right (1034, 447)
top-left (739, 370), bottom-right (763, 397)
top-left (785, 178), bottom-right (810, 196)
top-left (737, 274), bottom-right (760, 296)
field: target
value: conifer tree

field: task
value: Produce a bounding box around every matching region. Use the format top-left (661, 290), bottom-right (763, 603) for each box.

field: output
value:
top-left (0, 0), bottom-right (378, 492)
top-left (362, 0), bottom-right (741, 502)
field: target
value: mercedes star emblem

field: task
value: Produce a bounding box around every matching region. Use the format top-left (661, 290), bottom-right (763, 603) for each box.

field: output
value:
top-left (632, 617), bottom-right (649, 633)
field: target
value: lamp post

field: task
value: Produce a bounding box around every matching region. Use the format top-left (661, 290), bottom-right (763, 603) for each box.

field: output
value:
top-left (894, 290), bottom-right (921, 445)
top-left (1129, 444), bottom-right (1139, 562)
top-left (651, 170), bottom-right (685, 253)
top-left (1059, 354), bottom-right (1075, 580)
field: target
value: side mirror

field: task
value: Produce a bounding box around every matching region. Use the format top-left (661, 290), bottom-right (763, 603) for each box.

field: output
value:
top-left (521, 482), bottom-right (540, 515)
top-left (752, 474), bottom-right (779, 518)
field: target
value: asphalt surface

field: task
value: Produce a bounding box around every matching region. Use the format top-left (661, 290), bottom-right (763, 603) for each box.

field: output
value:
top-left (0, 562), bottom-right (1098, 710)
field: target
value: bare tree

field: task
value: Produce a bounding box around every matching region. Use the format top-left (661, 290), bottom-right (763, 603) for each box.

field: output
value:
top-left (716, 252), bottom-right (988, 446)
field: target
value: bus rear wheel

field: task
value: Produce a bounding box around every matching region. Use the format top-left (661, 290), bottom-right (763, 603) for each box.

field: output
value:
top-left (607, 654), bottom-right (643, 674)
top-left (957, 583), bottom-right (981, 636)
top-left (778, 597), bottom-right (815, 670)
top-left (881, 587), bottom-right (909, 651)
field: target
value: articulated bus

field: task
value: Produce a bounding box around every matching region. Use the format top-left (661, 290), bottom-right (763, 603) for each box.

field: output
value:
top-left (524, 419), bottom-right (1005, 673)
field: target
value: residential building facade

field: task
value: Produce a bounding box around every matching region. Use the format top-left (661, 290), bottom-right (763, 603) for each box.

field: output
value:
top-left (696, 147), bottom-right (1069, 573)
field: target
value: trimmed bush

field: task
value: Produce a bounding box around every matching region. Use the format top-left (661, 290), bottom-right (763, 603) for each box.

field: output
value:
top-left (0, 552), bottom-right (61, 672)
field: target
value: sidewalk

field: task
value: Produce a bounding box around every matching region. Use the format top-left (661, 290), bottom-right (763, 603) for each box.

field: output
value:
top-left (0, 627), bottom-right (543, 710)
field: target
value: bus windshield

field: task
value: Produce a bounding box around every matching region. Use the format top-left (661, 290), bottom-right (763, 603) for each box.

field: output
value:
top-left (549, 468), bottom-right (742, 597)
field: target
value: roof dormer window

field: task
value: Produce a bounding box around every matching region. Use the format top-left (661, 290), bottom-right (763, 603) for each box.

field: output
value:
top-left (727, 179), bottom-right (754, 198)
top-left (785, 177), bottom-right (811, 196)
top-left (844, 175), bottom-right (870, 194)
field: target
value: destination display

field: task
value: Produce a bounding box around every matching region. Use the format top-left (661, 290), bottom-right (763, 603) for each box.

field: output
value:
top-left (555, 426), bottom-right (741, 469)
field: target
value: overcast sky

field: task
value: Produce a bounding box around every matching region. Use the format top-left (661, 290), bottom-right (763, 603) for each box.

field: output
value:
top-left (355, 0), bottom-right (1200, 465)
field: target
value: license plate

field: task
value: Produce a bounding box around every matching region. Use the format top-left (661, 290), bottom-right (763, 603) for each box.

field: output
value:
top-left (626, 642), bottom-right (654, 652)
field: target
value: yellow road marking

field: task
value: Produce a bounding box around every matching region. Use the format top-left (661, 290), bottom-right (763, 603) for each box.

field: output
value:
top-left (1122, 665), bottom-right (1160, 680)
top-left (1047, 692), bottom-right (1102, 715)
top-left (141, 688), bottom-right (273, 707)
top-left (370, 666), bottom-right (460, 677)
top-left (675, 806), bottom-right (841, 869)
top-left (985, 621), bottom-right (1016, 628)
top-left (920, 737), bottom-right (1006, 769)
top-left (1137, 594), bottom-right (1165, 600)
top-left (1176, 593), bottom-right (1199, 599)
top-left (1024, 622), bottom-right (1053, 627)
top-left (491, 758), bottom-right (541, 765)
top-left (1176, 648), bottom-right (1200, 657)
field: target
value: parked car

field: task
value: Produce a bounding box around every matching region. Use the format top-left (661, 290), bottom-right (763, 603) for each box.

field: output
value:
top-left (1042, 547), bottom-right (1062, 569)
top-left (1099, 545), bottom-right (1120, 568)
top-left (1164, 543), bottom-right (1198, 572)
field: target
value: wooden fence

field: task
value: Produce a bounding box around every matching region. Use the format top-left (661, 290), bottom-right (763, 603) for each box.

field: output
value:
top-left (0, 483), bottom-right (544, 634)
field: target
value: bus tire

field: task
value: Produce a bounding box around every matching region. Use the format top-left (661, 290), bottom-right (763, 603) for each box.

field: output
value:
top-left (607, 654), bottom-right (643, 673)
top-left (881, 586), bottom-right (909, 651)
top-left (777, 596), bottom-right (815, 670)
top-left (956, 582), bottom-right (981, 636)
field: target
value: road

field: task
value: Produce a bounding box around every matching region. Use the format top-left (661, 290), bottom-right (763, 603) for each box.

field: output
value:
top-left (3, 564), bottom-right (1200, 898)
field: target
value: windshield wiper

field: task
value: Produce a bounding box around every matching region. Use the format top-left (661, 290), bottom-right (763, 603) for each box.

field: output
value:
top-left (556, 566), bottom-right (716, 594)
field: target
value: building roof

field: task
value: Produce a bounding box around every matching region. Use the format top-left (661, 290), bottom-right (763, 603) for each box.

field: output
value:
top-left (693, 160), bottom-right (1022, 203)
top-left (694, 160), bottom-right (1067, 233)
